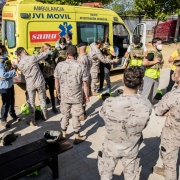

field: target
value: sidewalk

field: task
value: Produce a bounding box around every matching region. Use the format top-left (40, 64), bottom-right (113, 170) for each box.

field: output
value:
top-left (0, 69), bottom-right (178, 180)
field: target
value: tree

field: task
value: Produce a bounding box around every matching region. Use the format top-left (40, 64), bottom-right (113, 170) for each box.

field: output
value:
top-left (36, 0), bottom-right (113, 6)
top-left (134, 0), bottom-right (180, 38)
top-left (105, 0), bottom-right (136, 16)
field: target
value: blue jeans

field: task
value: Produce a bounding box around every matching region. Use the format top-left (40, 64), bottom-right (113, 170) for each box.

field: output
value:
top-left (0, 85), bottom-right (16, 122)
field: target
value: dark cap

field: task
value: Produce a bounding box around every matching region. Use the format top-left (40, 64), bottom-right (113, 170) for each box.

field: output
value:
top-left (77, 42), bottom-right (87, 48)
top-left (66, 45), bottom-right (77, 57)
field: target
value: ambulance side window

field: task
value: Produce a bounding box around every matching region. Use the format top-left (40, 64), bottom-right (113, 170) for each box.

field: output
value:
top-left (6, 21), bottom-right (16, 48)
top-left (2, 20), bottom-right (5, 45)
top-left (113, 23), bottom-right (129, 57)
top-left (77, 22), bottom-right (108, 45)
top-left (113, 23), bottom-right (129, 51)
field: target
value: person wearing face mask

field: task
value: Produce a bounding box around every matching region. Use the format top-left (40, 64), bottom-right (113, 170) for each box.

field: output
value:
top-left (64, 33), bottom-right (73, 45)
top-left (141, 37), bottom-right (164, 103)
top-left (0, 45), bottom-right (20, 128)
top-left (39, 43), bottom-right (58, 114)
top-left (54, 45), bottom-right (89, 144)
top-left (52, 37), bottom-right (67, 66)
top-left (88, 38), bottom-right (118, 96)
top-left (55, 33), bottom-right (72, 48)
top-left (97, 37), bottom-right (116, 93)
top-left (17, 47), bottom-right (49, 126)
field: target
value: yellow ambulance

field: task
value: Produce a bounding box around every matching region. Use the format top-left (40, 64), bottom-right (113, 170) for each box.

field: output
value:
top-left (1, 0), bottom-right (146, 83)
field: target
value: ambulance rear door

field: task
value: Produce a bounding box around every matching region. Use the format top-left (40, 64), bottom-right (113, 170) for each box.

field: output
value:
top-left (130, 23), bottom-right (147, 47)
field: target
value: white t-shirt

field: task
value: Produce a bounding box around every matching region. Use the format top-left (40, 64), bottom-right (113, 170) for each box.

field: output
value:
top-left (127, 44), bottom-right (147, 53)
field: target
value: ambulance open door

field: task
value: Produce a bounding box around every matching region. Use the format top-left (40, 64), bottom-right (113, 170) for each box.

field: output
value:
top-left (131, 23), bottom-right (146, 46)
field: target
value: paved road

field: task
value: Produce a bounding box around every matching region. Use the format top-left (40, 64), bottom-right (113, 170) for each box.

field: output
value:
top-left (1, 69), bottom-right (179, 180)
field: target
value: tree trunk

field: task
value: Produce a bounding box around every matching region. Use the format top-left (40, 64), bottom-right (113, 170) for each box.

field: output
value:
top-left (174, 14), bottom-right (180, 41)
top-left (153, 18), bottom-right (160, 38)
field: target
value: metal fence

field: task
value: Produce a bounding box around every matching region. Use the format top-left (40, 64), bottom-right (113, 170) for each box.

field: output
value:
top-left (122, 15), bottom-right (178, 35)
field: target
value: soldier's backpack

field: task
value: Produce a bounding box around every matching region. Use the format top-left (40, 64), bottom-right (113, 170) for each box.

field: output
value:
top-left (129, 43), bottom-right (144, 60)
top-left (55, 47), bottom-right (67, 64)
top-left (1, 131), bottom-right (18, 145)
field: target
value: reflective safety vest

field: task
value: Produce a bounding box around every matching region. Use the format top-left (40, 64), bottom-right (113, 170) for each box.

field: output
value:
top-left (145, 50), bottom-right (163, 79)
top-left (129, 43), bottom-right (144, 67)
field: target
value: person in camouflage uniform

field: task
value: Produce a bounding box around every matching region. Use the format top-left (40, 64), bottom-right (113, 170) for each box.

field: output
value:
top-left (98, 66), bottom-right (152, 180)
top-left (88, 38), bottom-right (118, 96)
top-left (17, 47), bottom-right (49, 126)
top-left (52, 37), bottom-right (68, 105)
top-left (39, 43), bottom-right (58, 114)
top-left (54, 45), bottom-right (89, 145)
top-left (77, 42), bottom-right (92, 95)
top-left (153, 66), bottom-right (180, 180)
top-left (98, 37), bottom-right (116, 93)
top-left (52, 37), bottom-right (67, 65)
top-left (77, 42), bottom-right (91, 115)
top-left (0, 45), bottom-right (20, 128)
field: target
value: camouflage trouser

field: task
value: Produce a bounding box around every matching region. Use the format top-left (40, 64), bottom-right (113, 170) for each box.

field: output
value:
top-left (98, 153), bottom-right (139, 180)
top-left (160, 133), bottom-right (179, 180)
top-left (90, 71), bottom-right (98, 90)
top-left (27, 84), bottom-right (47, 121)
top-left (60, 103), bottom-right (84, 133)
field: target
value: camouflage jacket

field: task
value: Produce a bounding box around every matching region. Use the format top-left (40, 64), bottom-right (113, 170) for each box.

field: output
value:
top-left (18, 52), bottom-right (48, 90)
top-left (129, 43), bottom-right (144, 60)
top-left (39, 55), bottom-right (55, 79)
top-left (155, 87), bottom-right (180, 145)
top-left (148, 50), bottom-right (163, 69)
top-left (88, 43), bottom-right (113, 73)
top-left (77, 54), bottom-right (92, 77)
top-left (99, 94), bottom-right (152, 158)
top-left (54, 59), bottom-right (88, 104)
top-left (52, 47), bottom-right (67, 64)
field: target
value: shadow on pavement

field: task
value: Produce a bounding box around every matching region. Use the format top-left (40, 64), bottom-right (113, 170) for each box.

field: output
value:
top-left (139, 137), bottom-right (161, 180)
